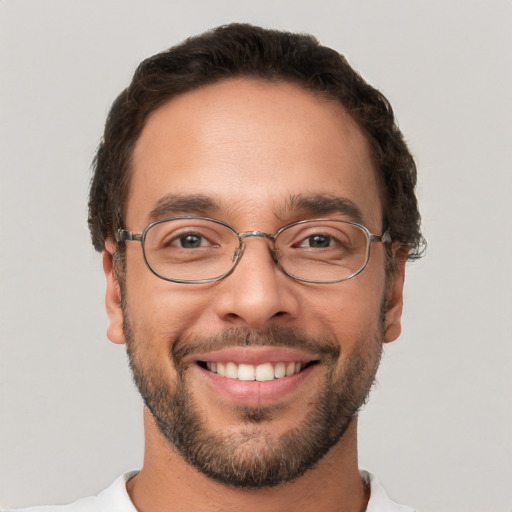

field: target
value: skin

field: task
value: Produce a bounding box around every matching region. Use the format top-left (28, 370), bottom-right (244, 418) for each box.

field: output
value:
top-left (102, 78), bottom-right (406, 512)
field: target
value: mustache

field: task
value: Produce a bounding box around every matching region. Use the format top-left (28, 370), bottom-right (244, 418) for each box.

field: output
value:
top-left (171, 325), bottom-right (341, 366)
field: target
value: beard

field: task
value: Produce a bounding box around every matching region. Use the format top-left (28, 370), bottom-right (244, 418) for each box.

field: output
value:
top-left (123, 317), bottom-right (383, 489)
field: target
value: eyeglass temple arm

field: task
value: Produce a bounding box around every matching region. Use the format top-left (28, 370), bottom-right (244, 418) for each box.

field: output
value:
top-left (115, 229), bottom-right (142, 243)
top-left (373, 231), bottom-right (392, 244)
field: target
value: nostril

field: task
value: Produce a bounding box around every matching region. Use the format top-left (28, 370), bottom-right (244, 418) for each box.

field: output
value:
top-left (272, 311), bottom-right (287, 319)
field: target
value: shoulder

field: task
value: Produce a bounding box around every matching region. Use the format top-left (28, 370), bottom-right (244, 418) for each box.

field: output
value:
top-left (363, 471), bottom-right (419, 512)
top-left (2, 472), bottom-right (138, 512)
top-left (2, 496), bottom-right (99, 512)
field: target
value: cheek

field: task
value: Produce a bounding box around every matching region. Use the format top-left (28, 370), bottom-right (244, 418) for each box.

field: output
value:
top-left (309, 276), bottom-right (386, 350)
top-left (123, 260), bottom-right (216, 345)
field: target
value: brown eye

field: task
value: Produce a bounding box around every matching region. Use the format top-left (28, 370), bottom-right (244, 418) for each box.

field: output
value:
top-left (175, 233), bottom-right (206, 248)
top-left (303, 234), bottom-right (332, 248)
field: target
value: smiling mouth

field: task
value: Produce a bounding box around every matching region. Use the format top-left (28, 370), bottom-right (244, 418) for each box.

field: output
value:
top-left (197, 360), bottom-right (318, 381)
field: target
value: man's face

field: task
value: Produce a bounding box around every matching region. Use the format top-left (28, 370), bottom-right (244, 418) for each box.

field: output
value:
top-left (104, 78), bottom-right (405, 488)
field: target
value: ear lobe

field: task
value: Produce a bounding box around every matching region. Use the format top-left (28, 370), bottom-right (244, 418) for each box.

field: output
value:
top-left (383, 251), bottom-right (407, 343)
top-left (103, 239), bottom-right (126, 345)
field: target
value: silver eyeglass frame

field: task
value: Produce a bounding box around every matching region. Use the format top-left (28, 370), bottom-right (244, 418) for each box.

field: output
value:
top-left (115, 216), bottom-right (391, 285)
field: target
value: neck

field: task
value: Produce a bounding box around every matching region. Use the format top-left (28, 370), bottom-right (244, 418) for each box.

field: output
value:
top-left (127, 409), bottom-right (369, 512)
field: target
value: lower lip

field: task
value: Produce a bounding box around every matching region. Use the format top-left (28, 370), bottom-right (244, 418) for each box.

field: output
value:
top-left (193, 364), bottom-right (317, 406)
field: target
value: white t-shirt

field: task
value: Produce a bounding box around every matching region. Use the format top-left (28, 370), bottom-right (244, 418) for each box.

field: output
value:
top-left (3, 471), bottom-right (417, 511)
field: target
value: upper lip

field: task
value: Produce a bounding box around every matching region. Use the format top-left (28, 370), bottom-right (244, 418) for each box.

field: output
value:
top-left (189, 347), bottom-right (318, 366)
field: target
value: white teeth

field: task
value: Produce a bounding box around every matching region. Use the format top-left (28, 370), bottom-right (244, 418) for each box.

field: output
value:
top-left (225, 362), bottom-right (238, 379)
top-left (204, 360), bottom-right (305, 381)
top-left (274, 362), bottom-right (286, 378)
top-left (238, 363), bottom-right (255, 381)
top-left (285, 362), bottom-right (296, 376)
top-left (255, 363), bottom-right (274, 381)
top-left (217, 362), bottom-right (226, 377)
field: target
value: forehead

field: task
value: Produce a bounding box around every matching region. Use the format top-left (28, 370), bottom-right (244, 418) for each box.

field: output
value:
top-left (128, 78), bottom-right (382, 230)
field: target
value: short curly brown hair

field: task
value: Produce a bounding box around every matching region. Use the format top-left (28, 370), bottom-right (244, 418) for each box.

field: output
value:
top-left (89, 23), bottom-right (425, 262)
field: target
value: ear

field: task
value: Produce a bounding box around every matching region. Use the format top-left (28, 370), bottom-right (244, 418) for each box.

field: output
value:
top-left (103, 238), bottom-right (126, 345)
top-left (383, 250), bottom-right (407, 343)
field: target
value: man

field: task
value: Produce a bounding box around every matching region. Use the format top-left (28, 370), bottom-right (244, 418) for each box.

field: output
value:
top-left (9, 23), bottom-right (424, 512)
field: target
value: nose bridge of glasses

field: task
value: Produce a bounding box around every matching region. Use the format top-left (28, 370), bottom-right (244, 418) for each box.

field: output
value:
top-left (234, 230), bottom-right (278, 265)
top-left (238, 230), bottom-right (275, 241)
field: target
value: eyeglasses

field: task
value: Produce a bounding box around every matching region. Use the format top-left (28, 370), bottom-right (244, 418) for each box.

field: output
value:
top-left (116, 217), bottom-right (390, 284)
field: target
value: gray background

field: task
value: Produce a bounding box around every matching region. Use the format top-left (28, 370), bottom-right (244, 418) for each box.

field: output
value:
top-left (1, 1), bottom-right (511, 510)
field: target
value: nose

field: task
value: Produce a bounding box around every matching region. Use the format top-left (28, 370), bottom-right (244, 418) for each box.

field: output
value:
top-left (213, 237), bottom-right (300, 329)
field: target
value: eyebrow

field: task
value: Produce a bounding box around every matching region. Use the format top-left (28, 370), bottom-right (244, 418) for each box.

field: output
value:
top-left (286, 193), bottom-right (364, 224)
top-left (148, 192), bottom-right (364, 225)
top-left (148, 193), bottom-right (221, 220)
